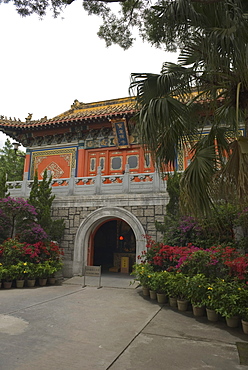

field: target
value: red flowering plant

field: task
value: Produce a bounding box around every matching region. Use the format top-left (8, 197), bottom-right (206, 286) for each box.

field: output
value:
top-left (224, 255), bottom-right (248, 281)
top-left (0, 238), bottom-right (26, 265)
top-left (151, 242), bottom-right (200, 272)
top-left (178, 249), bottom-right (226, 280)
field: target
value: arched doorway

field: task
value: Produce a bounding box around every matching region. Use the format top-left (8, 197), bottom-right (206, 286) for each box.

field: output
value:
top-left (91, 219), bottom-right (136, 272)
top-left (73, 207), bottom-right (146, 276)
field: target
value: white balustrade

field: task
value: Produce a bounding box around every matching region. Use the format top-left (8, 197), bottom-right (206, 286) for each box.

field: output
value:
top-left (7, 167), bottom-right (167, 197)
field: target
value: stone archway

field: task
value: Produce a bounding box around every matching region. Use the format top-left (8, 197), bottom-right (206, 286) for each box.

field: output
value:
top-left (73, 207), bottom-right (146, 275)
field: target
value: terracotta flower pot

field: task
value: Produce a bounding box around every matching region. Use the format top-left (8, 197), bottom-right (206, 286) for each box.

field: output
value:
top-left (27, 279), bottom-right (36, 287)
top-left (149, 290), bottom-right (157, 300)
top-left (241, 320), bottom-right (248, 334)
top-left (39, 278), bottom-right (47, 287)
top-left (206, 308), bottom-right (218, 322)
top-left (48, 277), bottom-right (56, 285)
top-left (226, 316), bottom-right (240, 328)
top-left (192, 305), bottom-right (205, 317)
top-left (156, 293), bottom-right (167, 304)
top-left (177, 299), bottom-right (189, 311)
top-left (16, 279), bottom-right (25, 288)
top-left (142, 286), bottom-right (149, 296)
top-left (169, 297), bottom-right (177, 308)
top-left (3, 281), bottom-right (12, 289)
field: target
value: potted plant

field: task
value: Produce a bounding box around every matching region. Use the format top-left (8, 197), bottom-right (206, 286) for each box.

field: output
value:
top-left (37, 261), bottom-right (55, 286)
top-left (0, 263), bottom-right (3, 288)
top-left (166, 273), bottom-right (180, 308)
top-left (2, 265), bottom-right (18, 288)
top-left (147, 272), bottom-right (157, 300)
top-left (238, 287), bottom-right (248, 334)
top-left (240, 308), bottom-right (248, 334)
top-left (174, 273), bottom-right (190, 311)
top-left (188, 274), bottom-right (209, 317)
top-left (15, 261), bottom-right (28, 288)
top-left (150, 271), bottom-right (170, 303)
top-left (203, 279), bottom-right (224, 322)
top-left (24, 262), bottom-right (38, 287)
top-left (215, 280), bottom-right (242, 328)
top-left (47, 260), bottom-right (63, 284)
top-left (131, 263), bottom-right (154, 296)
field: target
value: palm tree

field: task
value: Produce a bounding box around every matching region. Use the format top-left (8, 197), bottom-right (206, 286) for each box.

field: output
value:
top-left (130, 0), bottom-right (248, 216)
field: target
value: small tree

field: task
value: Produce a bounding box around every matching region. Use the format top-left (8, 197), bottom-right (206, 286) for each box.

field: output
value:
top-left (0, 197), bottom-right (37, 241)
top-left (0, 171), bottom-right (9, 198)
top-left (29, 170), bottom-right (65, 242)
top-left (0, 139), bottom-right (24, 181)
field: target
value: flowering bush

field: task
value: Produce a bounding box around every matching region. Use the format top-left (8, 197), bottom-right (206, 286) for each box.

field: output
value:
top-left (149, 271), bottom-right (170, 293)
top-left (0, 238), bottom-right (63, 283)
top-left (14, 261), bottom-right (28, 280)
top-left (237, 286), bottom-right (248, 321)
top-left (187, 274), bottom-right (209, 307)
top-left (23, 262), bottom-right (38, 279)
top-left (0, 239), bottom-right (26, 265)
top-left (172, 273), bottom-right (190, 300)
top-left (165, 273), bottom-right (181, 298)
top-left (36, 261), bottom-right (60, 279)
top-left (203, 279), bottom-right (226, 310)
top-left (1, 265), bottom-right (20, 281)
top-left (131, 263), bottom-right (154, 288)
top-left (18, 223), bottom-right (48, 244)
top-left (214, 280), bottom-right (245, 318)
top-left (0, 197), bottom-right (37, 240)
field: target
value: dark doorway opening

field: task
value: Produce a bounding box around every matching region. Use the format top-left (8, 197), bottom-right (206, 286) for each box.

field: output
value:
top-left (93, 219), bottom-right (136, 272)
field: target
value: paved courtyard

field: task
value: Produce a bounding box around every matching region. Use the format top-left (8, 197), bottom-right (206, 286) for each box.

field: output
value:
top-left (0, 275), bottom-right (248, 370)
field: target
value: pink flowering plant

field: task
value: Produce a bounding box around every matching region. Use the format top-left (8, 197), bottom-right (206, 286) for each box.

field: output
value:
top-left (0, 197), bottom-right (37, 240)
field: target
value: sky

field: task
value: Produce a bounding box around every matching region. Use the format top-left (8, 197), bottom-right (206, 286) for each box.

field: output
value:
top-left (0, 0), bottom-right (178, 149)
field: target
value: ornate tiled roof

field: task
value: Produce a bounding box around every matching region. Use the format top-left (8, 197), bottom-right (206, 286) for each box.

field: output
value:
top-left (0, 97), bottom-right (137, 131)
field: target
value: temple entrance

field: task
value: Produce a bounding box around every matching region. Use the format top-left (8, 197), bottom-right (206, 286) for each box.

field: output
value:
top-left (92, 219), bottom-right (136, 272)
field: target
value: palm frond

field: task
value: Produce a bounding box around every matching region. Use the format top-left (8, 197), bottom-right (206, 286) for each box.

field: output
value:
top-left (221, 137), bottom-right (248, 200)
top-left (180, 145), bottom-right (217, 217)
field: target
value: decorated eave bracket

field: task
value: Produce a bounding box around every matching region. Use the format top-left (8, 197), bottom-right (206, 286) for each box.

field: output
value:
top-left (111, 118), bottom-right (130, 148)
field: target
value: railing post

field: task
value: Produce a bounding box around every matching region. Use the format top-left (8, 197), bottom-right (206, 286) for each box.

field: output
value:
top-left (20, 172), bottom-right (28, 197)
top-left (95, 166), bottom-right (102, 194)
top-left (122, 164), bottom-right (130, 193)
top-left (68, 168), bottom-right (76, 196)
top-left (153, 170), bottom-right (161, 192)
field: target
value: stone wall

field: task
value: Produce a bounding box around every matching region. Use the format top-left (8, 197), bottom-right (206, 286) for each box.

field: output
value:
top-left (51, 193), bottom-right (168, 277)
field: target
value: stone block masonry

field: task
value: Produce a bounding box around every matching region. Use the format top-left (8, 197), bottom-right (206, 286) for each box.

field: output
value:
top-left (51, 193), bottom-right (168, 277)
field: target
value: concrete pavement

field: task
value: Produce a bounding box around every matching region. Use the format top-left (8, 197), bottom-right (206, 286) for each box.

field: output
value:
top-left (0, 274), bottom-right (247, 370)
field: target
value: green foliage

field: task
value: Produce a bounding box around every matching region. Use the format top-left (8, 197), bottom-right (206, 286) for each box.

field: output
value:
top-left (29, 170), bottom-right (65, 242)
top-left (1, 264), bottom-right (20, 281)
top-left (0, 139), bottom-right (24, 181)
top-left (7, 0), bottom-right (248, 52)
top-left (131, 262), bottom-right (154, 288)
top-left (187, 274), bottom-right (209, 307)
top-left (214, 280), bottom-right (244, 318)
top-left (0, 171), bottom-right (9, 198)
top-left (166, 171), bottom-right (181, 217)
top-left (130, 0), bottom-right (248, 216)
top-left (36, 261), bottom-right (58, 278)
top-left (149, 271), bottom-right (170, 293)
top-left (156, 203), bottom-right (237, 248)
top-left (0, 197), bottom-right (37, 241)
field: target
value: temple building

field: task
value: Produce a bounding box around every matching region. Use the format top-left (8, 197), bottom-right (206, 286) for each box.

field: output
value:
top-left (0, 97), bottom-right (191, 277)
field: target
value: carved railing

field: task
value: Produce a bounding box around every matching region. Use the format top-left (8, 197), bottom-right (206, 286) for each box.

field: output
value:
top-left (7, 166), bottom-right (167, 197)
